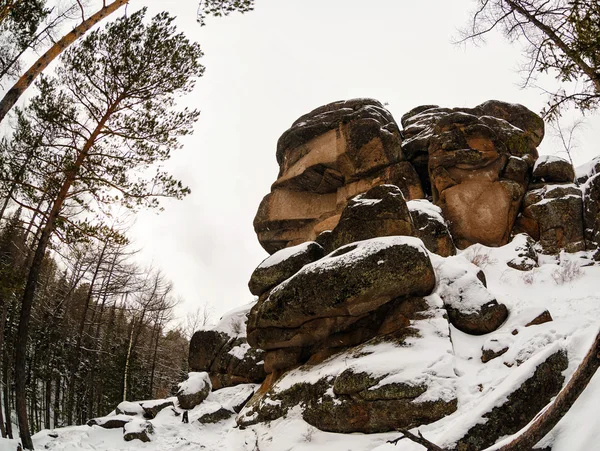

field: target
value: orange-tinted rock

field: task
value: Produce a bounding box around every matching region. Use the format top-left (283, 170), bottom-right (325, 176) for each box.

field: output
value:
top-left (401, 101), bottom-right (542, 248)
top-left (514, 184), bottom-right (585, 254)
top-left (254, 99), bottom-right (424, 254)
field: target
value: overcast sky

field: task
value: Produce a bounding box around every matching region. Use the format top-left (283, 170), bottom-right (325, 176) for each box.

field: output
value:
top-left (127, 0), bottom-right (600, 324)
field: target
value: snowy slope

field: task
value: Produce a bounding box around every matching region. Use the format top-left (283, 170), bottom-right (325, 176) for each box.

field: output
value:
top-left (3, 240), bottom-right (600, 451)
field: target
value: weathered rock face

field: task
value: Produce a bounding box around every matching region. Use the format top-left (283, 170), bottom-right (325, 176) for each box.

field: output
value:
top-left (407, 199), bottom-right (456, 257)
top-left (329, 184), bottom-right (414, 250)
top-left (514, 184), bottom-right (585, 254)
top-left (247, 236), bottom-right (435, 372)
top-left (239, 298), bottom-right (458, 433)
top-left (402, 101), bottom-right (541, 248)
top-left (188, 306), bottom-right (266, 390)
top-left (254, 98), bottom-right (424, 254)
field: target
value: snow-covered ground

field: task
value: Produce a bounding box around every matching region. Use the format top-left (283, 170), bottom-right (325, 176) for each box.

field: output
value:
top-left (2, 239), bottom-right (600, 451)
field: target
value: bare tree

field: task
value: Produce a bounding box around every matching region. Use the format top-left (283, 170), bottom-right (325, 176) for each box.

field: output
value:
top-left (459, 0), bottom-right (600, 118)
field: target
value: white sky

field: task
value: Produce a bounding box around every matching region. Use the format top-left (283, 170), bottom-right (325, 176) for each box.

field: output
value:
top-left (126, 0), bottom-right (600, 323)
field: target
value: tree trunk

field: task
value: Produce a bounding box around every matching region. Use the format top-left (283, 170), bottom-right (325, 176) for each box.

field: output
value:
top-left (0, 0), bottom-right (128, 124)
top-left (122, 317), bottom-right (135, 402)
top-left (14, 96), bottom-right (123, 449)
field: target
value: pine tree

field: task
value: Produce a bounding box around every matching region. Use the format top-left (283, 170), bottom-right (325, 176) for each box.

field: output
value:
top-left (10, 9), bottom-right (203, 448)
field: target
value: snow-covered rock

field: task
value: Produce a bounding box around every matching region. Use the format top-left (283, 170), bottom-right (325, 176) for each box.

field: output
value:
top-left (177, 372), bottom-right (211, 410)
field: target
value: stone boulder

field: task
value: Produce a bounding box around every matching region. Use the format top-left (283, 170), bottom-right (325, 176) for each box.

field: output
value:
top-left (435, 255), bottom-right (508, 335)
top-left (514, 184), bottom-right (585, 254)
top-left (177, 372), bottom-right (211, 410)
top-left (239, 298), bottom-right (457, 433)
top-left (87, 414), bottom-right (132, 429)
top-left (254, 98), bottom-right (424, 254)
top-left (198, 407), bottom-right (234, 424)
top-left (532, 155), bottom-right (575, 184)
top-left (407, 199), bottom-right (456, 257)
top-left (247, 236), bottom-right (436, 371)
top-left (188, 305), bottom-right (266, 390)
top-left (140, 399), bottom-right (174, 419)
top-left (248, 241), bottom-right (324, 296)
top-left (329, 184), bottom-right (414, 250)
top-left (123, 419), bottom-right (153, 443)
top-left (401, 101), bottom-right (542, 248)
top-left (115, 401), bottom-right (145, 416)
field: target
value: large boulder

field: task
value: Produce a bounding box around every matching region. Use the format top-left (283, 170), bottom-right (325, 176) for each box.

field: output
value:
top-left (329, 184), bottom-right (414, 250)
top-left (188, 305), bottom-right (266, 390)
top-left (401, 101), bottom-right (542, 248)
top-left (248, 241), bottom-right (324, 296)
top-left (254, 98), bottom-right (424, 254)
top-left (238, 297), bottom-right (457, 433)
top-left (514, 184), bottom-right (585, 254)
top-left (177, 372), bottom-right (212, 410)
top-left (247, 236), bottom-right (436, 363)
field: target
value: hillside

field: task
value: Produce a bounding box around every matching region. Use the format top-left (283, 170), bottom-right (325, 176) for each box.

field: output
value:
top-left (4, 98), bottom-right (600, 451)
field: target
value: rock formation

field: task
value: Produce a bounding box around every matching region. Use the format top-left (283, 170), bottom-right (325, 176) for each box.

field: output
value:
top-left (188, 305), bottom-right (266, 390)
top-left (254, 99), bottom-right (424, 254)
top-left (186, 97), bottom-right (600, 446)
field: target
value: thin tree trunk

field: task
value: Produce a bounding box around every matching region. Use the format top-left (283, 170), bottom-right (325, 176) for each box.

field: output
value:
top-left (14, 96), bottom-right (123, 449)
top-left (122, 317), bottom-right (135, 402)
top-left (0, 0), bottom-right (128, 124)
top-left (65, 240), bottom-right (108, 424)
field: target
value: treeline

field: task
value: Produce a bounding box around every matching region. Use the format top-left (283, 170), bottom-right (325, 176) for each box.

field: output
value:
top-left (0, 1), bottom-right (254, 448)
top-left (0, 210), bottom-right (188, 436)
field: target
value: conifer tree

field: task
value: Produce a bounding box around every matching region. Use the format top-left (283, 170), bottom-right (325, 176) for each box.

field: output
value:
top-left (10, 9), bottom-right (203, 448)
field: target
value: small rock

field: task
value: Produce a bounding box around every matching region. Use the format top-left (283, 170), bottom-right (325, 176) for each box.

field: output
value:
top-left (141, 399), bottom-right (174, 419)
top-left (198, 407), bottom-right (234, 424)
top-left (115, 401), bottom-right (144, 416)
top-left (525, 310), bottom-right (553, 327)
top-left (123, 419), bottom-right (153, 442)
top-left (87, 414), bottom-right (132, 429)
top-left (329, 184), bottom-right (414, 250)
top-left (481, 346), bottom-right (509, 363)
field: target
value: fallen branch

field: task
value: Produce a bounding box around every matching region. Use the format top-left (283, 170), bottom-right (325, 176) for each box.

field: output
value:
top-left (388, 428), bottom-right (445, 451)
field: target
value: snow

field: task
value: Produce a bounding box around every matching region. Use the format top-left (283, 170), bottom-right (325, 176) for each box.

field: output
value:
top-left (257, 241), bottom-right (316, 269)
top-left (7, 237), bottom-right (600, 451)
top-left (228, 342), bottom-right (251, 359)
top-left (576, 156), bottom-right (600, 180)
top-left (407, 199), bottom-right (445, 223)
top-left (178, 372), bottom-right (211, 396)
top-left (270, 236), bottom-right (429, 298)
top-left (116, 401), bottom-right (145, 416)
top-left (123, 418), bottom-right (152, 436)
top-left (208, 302), bottom-right (254, 337)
